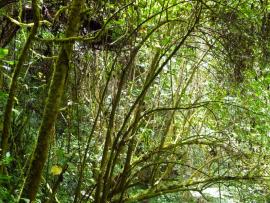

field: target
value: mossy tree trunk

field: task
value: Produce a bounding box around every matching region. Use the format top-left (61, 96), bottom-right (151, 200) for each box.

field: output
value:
top-left (20, 0), bottom-right (85, 201)
top-left (1, 0), bottom-right (40, 168)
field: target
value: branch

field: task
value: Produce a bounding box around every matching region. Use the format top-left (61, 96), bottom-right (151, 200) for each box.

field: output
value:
top-left (121, 175), bottom-right (268, 203)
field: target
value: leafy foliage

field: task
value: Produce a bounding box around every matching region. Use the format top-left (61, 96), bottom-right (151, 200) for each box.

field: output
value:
top-left (0, 0), bottom-right (270, 202)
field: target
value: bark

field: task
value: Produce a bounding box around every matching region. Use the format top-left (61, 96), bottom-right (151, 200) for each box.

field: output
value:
top-left (0, 21), bottom-right (19, 48)
top-left (20, 0), bottom-right (85, 201)
top-left (1, 0), bottom-right (39, 167)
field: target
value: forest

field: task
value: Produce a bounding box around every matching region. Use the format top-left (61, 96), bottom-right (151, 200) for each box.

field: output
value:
top-left (0, 0), bottom-right (270, 202)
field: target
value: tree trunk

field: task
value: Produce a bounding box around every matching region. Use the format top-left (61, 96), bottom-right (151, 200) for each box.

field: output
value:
top-left (20, 0), bottom-right (85, 201)
top-left (1, 0), bottom-right (39, 169)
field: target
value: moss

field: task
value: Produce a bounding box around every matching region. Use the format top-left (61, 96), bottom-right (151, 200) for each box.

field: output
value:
top-left (20, 0), bottom-right (85, 201)
top-left (1, 0), bottom-right (40, 167)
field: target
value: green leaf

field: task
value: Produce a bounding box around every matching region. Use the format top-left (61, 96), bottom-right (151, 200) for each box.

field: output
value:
top-left (0, 175), bottom-right (11, 181)
top-left (0, 48), bottom-right (8, 59)
top-left (3, 60), bottom-right (15, 65)
top-left (12, 108), bottom-right (20, 117)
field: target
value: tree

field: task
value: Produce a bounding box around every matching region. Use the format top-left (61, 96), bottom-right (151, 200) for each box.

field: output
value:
top-left (0, 0), bottom-right (270, 202)
top-left (20, 0), bottom-right (85, 201)
top-left (1, 0), bottom-right (40, 171)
